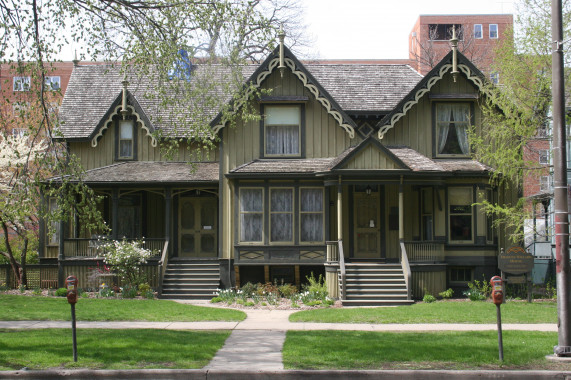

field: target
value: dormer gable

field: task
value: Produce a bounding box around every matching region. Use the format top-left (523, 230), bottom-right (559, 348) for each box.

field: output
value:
top-left (332, 136), bottom-right (408, 171)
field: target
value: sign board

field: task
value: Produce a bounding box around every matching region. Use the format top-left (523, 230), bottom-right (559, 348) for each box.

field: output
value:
top-left (506, 275), bottom-right (526, 284)
top-left (498, 246), bottom-right (534, 274)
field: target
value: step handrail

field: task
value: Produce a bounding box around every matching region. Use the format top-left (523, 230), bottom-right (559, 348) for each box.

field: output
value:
top-left (338, 239), bottom-right (346, 300)
top-left (399, 241), bottom-right (412, 300)
top-left (157, 239), bottom-right (169, 295)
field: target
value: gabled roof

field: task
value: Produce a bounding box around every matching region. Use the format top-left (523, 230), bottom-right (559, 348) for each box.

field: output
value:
top-left (376, 50), bottom-right (488, 139)
top-left (59, 49), bottom-right (422, 141)
top-left (331, 136), bottom-right (408, 170)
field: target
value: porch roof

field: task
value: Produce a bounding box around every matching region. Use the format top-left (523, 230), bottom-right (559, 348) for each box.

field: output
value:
top-left (52, 161), bottom-right (219, 185)
top-left (387, 147), bottom-right (492, 173)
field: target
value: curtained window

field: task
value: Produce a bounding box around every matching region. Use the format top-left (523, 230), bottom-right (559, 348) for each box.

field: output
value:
top-left (436, 103), bottom-right (470, 156)
top-left (240, 188), bottom-right (264, 242)
top-left (270, 188), bottom-right (293, 242)
top-left (264, 105), bottom-right (300, 156)
top-left (118, 120), bottom-right (135, 159)
top-left (300, 188), bottom-right (324, 242)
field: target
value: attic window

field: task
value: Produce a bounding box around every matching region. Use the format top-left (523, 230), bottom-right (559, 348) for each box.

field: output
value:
top-left (117, 119), bottom-right (135, 160)
top-left (435, 103), bottom-right (471, 157)
top-left (263, 105), bottom-right (302, 157)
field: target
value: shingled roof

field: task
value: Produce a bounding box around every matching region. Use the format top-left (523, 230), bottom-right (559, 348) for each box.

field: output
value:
top-left (51, 161), bottom-right (219, 184)
top-left (59, 57), bottom-right (422, 140)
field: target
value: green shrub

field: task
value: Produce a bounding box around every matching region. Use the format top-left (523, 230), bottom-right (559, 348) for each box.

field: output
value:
top-left (210, 296), bottom-right (222, 303)
top-left (467, 276), bottom-right (491, 299)
top-left (143, 290), bottom-right (155, 299)
top-left (244, 301), bottom-right (255, 306)
top-left (240, 282), bottom-right (257, 298)
top-left (279, 283), bottom-right (298, 298)
top-left (121, 285), bottom-right (138, 299)
top-left (439, 288), bottom-right (454, 299)
top-left (236, 299), bottom-right (245, 305)
top-left (32, 287), bottom-right (42, 295)
top-left (138, 283), bottom-right (151, 294)
top-left (423, 294), bottom-right (437, 303)
top-left (463, 289), bottom-right (486, 301)
top-left (55, 288), bottom-right (67, 297)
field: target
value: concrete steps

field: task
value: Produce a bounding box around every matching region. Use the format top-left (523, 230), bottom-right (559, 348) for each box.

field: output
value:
top-left (340, 263), bottom-right (414, 306)
top-left (160, 259), bottom-right (220, 300)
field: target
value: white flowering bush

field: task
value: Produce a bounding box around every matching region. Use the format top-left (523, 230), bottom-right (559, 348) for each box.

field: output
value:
top-left (101, 239), bottom-right (153, 287)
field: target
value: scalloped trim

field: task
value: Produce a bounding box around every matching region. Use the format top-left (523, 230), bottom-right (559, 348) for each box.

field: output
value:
top-left (212, 57), bottom-right (355, 138)
top-left (377, 63), bottom-right (483, 140)
top-left (91, 105), bottom-right (157, 148)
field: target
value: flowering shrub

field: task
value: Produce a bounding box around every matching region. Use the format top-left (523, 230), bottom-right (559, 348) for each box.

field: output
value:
top-left (101, 239), bottom-right (153, 287)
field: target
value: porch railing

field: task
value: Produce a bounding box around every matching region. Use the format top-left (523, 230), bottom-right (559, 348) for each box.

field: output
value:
top-left (403, 241), bottom-right (445, 262)
top-left (399, 241), bottom-right (412, 300)
top-left (326, 240), bottom-right (346, 300)
top-left (63, 238), bottom-right (165, 258)
top-left (157, 239), bottom-right (170, 295)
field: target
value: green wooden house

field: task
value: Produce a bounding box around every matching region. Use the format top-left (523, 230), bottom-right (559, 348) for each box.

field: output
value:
top-left (42, 45), bottom-right (516, 305)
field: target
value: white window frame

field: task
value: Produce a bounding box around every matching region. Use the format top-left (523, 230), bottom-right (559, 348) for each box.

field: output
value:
top-left (264, 105), bottom-right (301, 157)
top-left (448, 187), bottom-right (474, 244)
top-left (44, 76), bottom-right (61, 91)
top-left (539, 149), bottom-right (550, 165)
top-left (489, 24), bottom-right (498, 39)
top-left (270, 187), bottom-right (294, 244)
top-left (540, 176), bottom-right (552, 193)
top-left (474, 24), bottom-right (483, 39)
top-left (239, 187), bottom-right (264, 243)
top-left (299, 187), bottom-right (325, 244)
top-left (13, 76), bottom-right (30, 91)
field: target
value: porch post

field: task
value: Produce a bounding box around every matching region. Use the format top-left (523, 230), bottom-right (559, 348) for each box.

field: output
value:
top-left (111, 188), bottom-right (119, 240)
top-left (337, 176), bottom-right (343, 240)
top-left (57, 219), bottom-right (65, 287)
top-left (399, 176), bottom-right (404, 242)
top-left (164, 188), bottom-right (172, 254)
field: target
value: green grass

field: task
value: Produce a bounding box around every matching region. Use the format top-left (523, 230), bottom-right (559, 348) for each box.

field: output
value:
top-left (0, 329), bottom-right (229, 370)
top-left (0, 294), bottom-right (246, 322)
top-left (283, 330), bottom-right (557, 370)
top-left (289, 300), bottom-right (557, 324)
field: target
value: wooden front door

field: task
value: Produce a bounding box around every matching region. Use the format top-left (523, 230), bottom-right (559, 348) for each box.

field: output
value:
top-left (178, 198), bottom-right (217, 257)
top-left (353, 192), bottom-right (381, 259)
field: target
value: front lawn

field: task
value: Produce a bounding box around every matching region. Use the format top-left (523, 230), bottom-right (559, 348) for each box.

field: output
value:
top-left (0, 294), bottom-right (246, 322)
top-left (289, 300), bottom-right (557, 324)
top-left (283, 330), bottom-right (558, 370)
top-left (0, 329), bottom-right (229, 370)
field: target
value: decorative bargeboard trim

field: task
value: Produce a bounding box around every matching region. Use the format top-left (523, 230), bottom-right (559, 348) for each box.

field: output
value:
top-left (91, 105), bottom-right (157, 148)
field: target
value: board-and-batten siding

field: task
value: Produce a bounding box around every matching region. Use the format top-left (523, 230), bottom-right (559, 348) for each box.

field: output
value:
top-left (380, 74), bottom-right (480, 157)
top-left (70, 122), bottom-right (219, 171)
top-left (342, 145), bottom-right (401, 170)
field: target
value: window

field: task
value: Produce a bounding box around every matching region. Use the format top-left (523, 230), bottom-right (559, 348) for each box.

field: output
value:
top-left (490, 72), bottom-right (499, 85)
top-left (540, 176), bottom-right (551, 193)
top-left (118, 120), bottom-right (135, 159)
top-left (11, 128), bottom-right (26, 138)
top-left (44, 76), bottom-right (61, 91)
top-left (421, 188), bottom-right (433, 241)
top-left (474, 24), bottom-right (483, 39)
top-left (436, 103), bottom-right (471, 156)
top-left (300, 188), bottom-right (324, 243)
top-left (264, 105), bottom-right (301, 157)
top-left (489, 24), bottom-right (498, 39)
top-left (486, 189), bottom-right (495, 244)
top-left (47, 198), bottom-right (60, 245)
top-left (270, 188), bottom-right (294, 243)
top-left (448, 187), bottom-right (473, 243)
top-left (12, 102), bottom-right (29, 117)
top-left (539, 150), bottom-right (550, 165)
top-left (449, 267), bottom-right (473, 283)
top-left (13, 76), bottom-right (30, 91)
top-left (428, 24), bottom-right (462, 41)
top-left (240, 188), bottom-right (264, 242)
top-left (117, 195), bottom-right (141, 238)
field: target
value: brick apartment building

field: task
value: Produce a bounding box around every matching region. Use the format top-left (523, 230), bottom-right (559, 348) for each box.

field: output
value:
top-left (408, 14), bottom-right (513, 78)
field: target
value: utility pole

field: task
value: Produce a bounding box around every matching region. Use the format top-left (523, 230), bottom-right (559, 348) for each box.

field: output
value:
top-left (552, 0), bottom-right (571, 357)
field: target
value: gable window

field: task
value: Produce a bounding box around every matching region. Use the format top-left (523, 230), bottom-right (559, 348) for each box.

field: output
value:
top-left (44, 76), bottom-right (61, 91)
top-left (474, 24), bottom-right (483, 39)
top-left (300, 188), bottom-right (324, 243)
top-left (436, 103), bottom-right (471, 156)
top-left (240, 188), bottom-right (264, 242)
top-left (264, 105), bottom-right (301, 157)
top-left (270, 188), bottom-right (294, 243)
top-left (13, 76), bottom-right (30, 91)
top-left (117, 119), bottom-right (135, 159)
top-left (489, 24), bottom-right (498, 39)
top-left (448, 187), bottom-right (473, 243)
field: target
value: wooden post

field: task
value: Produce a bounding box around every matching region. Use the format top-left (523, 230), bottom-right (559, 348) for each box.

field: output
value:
top-left (337, 177), bottom-right (342, 240)
top-left (164, 188), bottom-right (172, 255)
top-left (234, 266), bottom-right (240, 288)
top-left (111, 188), bottom-right (119, 240)
top-left (295, 265), bottom-right (300, 288)
top-left (399, 176), bottom-right (404, 242)
top-left (264, 265), bottom-right (270, 283)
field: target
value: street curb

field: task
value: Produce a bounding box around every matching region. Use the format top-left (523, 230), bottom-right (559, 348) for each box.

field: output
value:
top-left (1, 369), bottom-right (571, 380)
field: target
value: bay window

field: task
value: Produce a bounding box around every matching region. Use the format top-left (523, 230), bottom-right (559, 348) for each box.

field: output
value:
top-left (436, 103), bottom-right (471, 157)
top-left (270, 188), bottom-right (294, 243)
top-left (240, 188), bottom-right (264, 242)
top-left (300, 188), bottom-right (324, 243)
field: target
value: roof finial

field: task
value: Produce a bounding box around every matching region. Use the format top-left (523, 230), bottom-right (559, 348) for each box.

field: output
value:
top-left (121, 75), bottom-right (129, 120)
top-left (72, 50), bottom-right (79, 67)
top-left (450, 25), bottom-right (459, 83)
top-left (278, 27), bottom-right (286, 78)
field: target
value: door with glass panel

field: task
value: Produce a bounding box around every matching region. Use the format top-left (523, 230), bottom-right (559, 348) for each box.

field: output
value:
top-left (353, 191), bottom-right (381, 259)
top-left (178, 198), bottom-right (217, 257)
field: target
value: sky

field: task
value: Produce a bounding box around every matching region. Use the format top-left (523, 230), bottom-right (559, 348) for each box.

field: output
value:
top-left (300, 0), bottom-right (516, 59)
